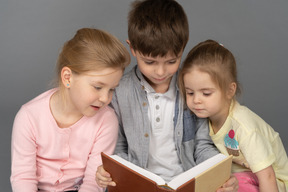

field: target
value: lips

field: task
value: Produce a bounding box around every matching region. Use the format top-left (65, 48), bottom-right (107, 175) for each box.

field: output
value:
top-left (153, 77), bottom-right (167, 82)
top-left (194, 108), bottom-right (204, 113)
top-left (91, 105), bottom-right (100, 111)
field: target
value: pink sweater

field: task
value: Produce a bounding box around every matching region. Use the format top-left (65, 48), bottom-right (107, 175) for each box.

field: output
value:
top-left (11, 89), bottom-right (118, 192)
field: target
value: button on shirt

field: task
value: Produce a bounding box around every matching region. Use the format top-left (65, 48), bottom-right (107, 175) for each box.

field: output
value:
top-left (141, 75), bottom-right (183, 182)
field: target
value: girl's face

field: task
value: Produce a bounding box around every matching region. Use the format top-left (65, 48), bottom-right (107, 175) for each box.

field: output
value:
top-left (183, 68), bottom-right (230, 124)
top-left (131, 49), bottom-right (182, 93)
top-left (67, 67), bottom-right (123, 117)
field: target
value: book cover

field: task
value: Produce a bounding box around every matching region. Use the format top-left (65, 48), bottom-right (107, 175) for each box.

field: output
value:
top-left (101, 152), bottom-right (232, 192)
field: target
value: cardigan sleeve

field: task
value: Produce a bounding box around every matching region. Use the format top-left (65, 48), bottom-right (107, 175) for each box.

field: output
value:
top-left (10, 106), bottom-right (38, 192)
top-left (79, 108), bottom-right (118, 192)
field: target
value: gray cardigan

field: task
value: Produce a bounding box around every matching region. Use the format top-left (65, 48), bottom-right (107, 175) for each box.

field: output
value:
top-left (111, 66), bottom-right (219, 171)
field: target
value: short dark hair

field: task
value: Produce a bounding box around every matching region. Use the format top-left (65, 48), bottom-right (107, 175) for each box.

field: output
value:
top-left (128, 0), bottom-right (189, 57)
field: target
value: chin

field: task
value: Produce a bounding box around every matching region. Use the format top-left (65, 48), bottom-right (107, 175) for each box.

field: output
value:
top-left (193, 112), bottom-right (208, 119)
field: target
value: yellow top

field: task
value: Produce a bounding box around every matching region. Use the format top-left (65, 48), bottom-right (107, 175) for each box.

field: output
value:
top-left (209, 101), bottom-right (288, 191)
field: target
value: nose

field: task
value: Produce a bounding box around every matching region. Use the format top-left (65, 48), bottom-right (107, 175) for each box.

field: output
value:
top-left (193, 93), bottom-right (201, 104)
top-left (155, 64), bottom-right (165, 76)
top-left (99, 90), bottom-right (110, 104)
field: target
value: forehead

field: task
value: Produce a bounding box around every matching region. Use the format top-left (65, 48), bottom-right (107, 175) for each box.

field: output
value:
top-left (184, 69), bottom-right (216, 86)
top-left (78, 68), bottom-right (123, 84)
top-left (84, 67), bottom-right (122, 76)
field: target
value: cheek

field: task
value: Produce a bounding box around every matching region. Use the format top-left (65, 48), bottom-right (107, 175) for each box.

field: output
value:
top-left (138, 62), bottom-right (150, 74)
top-left (107, 93), bottom-right (113, 104)
top-left (169, 65), bottom-right (180, 74)
top-left (186, 97), bottom-right (194, 110)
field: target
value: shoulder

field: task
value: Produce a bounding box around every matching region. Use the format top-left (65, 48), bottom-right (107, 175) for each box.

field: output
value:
top-left (95, 105), bottom-right (117, 119)
top-left (115, 66), bottom-right (142, 97)
top-left (230, 101), bottom-right (271, 133)
top-left (17, 89), bottom-right (55, 118)
top-left (118, 66), bottom-right (137, 87)
top-left (22, 89), bottom-right (55, 110)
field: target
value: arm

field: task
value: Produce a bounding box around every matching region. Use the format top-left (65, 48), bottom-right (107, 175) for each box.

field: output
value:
top-left (79, 109), bottom-right (118, 192)
top-left (95, 94), bottom-right (128, 189)
top-left (256, 165), bottom-right (278, 192)
top-left (110, 92), bottom-right (129, 159)
top-left (194, 117), bottom-right (220, 164)
top-left (10, 107), bottom-right (38, 192)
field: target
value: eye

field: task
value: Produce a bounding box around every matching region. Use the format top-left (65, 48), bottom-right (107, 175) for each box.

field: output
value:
top-left (94, 86), bottom-right (102, 90)
top-left (186, 91), bottom-right (194, 96)
top-left (109, 89), bottom-right (115, 93)
top-left (144, 61), bottom-right (154, 65)
top-left (168, 60), bottom-right (176, 64)
top-left (203, 92), bottom-right (212, 96)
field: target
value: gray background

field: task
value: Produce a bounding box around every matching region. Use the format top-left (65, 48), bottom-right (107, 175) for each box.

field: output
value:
top-left (1, 0), bottom-right (287, 191)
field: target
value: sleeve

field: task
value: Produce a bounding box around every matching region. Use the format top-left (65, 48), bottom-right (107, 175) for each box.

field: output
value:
top-left (10, 107), bottom-right (38, 192)
top-left (110, 92), bottom-right (129, 160)
top-left (194, 117), bottom-right (220, 164)
top-left (79, 108), bottom-right (118, 192)
top-left (238, 128), bottom-right (276, 173)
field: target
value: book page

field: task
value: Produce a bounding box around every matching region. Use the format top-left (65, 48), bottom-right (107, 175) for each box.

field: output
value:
top-left (167, 154), bottom-right (228, 190)
top-left (109, 155), bottom-right (166, 186)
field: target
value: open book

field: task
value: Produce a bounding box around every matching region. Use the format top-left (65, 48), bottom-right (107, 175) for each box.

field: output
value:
top-left (101, 152), bottom-right (232, 192)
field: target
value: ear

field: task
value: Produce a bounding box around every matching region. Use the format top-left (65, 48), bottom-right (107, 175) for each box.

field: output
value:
top-left (61, 67), bottom-right (73, 88)
top-left (227, 82), bottom-right (237, 99)
top-left (126, 39), bottom-right (136, 57)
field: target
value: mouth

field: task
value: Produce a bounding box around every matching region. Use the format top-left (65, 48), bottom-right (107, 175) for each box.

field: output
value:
top-left (193, 108), bottom-right (204, 112)
top-left (91, 105), bottom-right (100, 111)
top-left (153, 77), bottom-right (167, 82)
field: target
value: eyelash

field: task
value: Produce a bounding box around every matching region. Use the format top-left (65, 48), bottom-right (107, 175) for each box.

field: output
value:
top-left (203, 93), bottom-right (211, 96)
top-left (144, 60), bottom-right (177, 65)
top-left (94, 87), bottom-right (115, 93)
top-left (144, 61), bottom-right (154, 65)
top-left (186, 92), bottom-right (212, 96)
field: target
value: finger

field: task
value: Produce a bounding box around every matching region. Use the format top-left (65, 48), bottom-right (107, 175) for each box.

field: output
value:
top-left (96, 172), bottom-right (112, 182)
top-left (98, 180), bottom-right (116, 188)
top-left (97, 166), bottom-right (111, 177)
top-left (216, 186), bottom-right (234, 192)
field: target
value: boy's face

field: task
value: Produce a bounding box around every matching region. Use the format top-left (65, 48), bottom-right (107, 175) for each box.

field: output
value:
top-left (131, 49), bottom-right (182, 93)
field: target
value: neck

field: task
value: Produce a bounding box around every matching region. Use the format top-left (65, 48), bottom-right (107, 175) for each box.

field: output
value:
top-left (210, 101), bottom-right (231, 134)
top-left (50, 90), bottom-right (83, 128)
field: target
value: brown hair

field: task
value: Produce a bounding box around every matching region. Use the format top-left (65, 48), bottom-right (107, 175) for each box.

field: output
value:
top-left (178, 40), bottom-right (241, 102)
top-left (56, 28), bottom-right (130, 89)
top-left (128, 0), bottom-right (189, 57)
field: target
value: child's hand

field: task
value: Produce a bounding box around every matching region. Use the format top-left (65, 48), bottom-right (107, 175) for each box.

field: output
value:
top-left (216, 174), bottom-right (239, 192)
top-left (95, 165), bottom-right (116, 188)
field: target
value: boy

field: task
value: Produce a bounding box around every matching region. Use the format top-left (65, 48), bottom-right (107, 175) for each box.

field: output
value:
top-left (96, 0), bottom-right (238, 191)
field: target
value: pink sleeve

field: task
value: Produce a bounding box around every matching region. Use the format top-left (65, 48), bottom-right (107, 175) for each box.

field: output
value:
top-left (10, 107), bottom-right (38, 192)
top-left (79, 108), bottom-right (118, 192)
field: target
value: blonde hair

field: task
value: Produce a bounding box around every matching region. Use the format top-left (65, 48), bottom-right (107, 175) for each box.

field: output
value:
top-left (56, 28), bottom-right (130, 89)
top-left (178, 40), bottom-right (240, 103)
